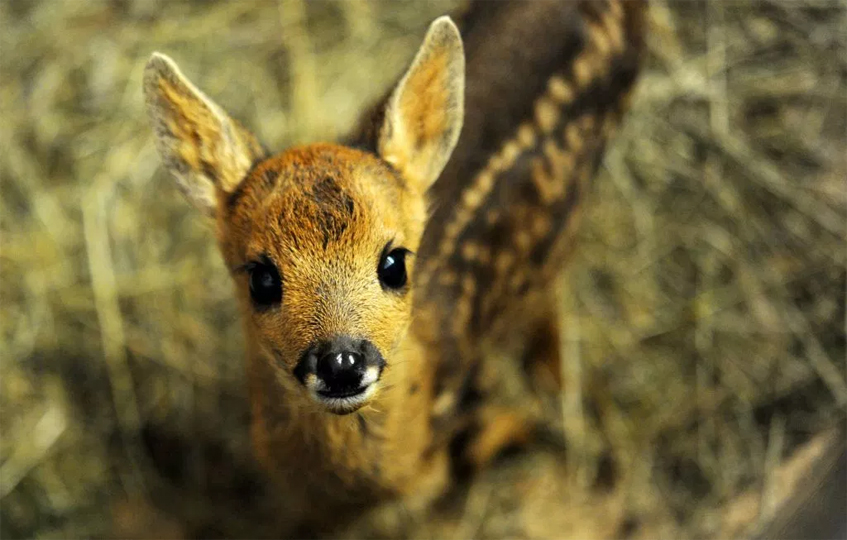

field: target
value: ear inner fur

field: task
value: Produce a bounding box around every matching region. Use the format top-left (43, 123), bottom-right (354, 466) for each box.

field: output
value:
top-left (143, 52), bottom-right (265, 215)
top-left (378, 16), bottom-right (465, 194)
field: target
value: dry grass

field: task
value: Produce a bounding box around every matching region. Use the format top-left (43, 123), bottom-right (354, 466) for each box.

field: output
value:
top-left (1, 0), bottom-right (845, 538)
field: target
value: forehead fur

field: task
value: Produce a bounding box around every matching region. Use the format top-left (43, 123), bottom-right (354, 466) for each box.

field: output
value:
top-left (224, 143), bottom-right (406, 258)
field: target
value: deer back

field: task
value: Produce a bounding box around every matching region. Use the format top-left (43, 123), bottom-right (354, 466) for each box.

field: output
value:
top-left (352, 0), bottom-right (647, 423)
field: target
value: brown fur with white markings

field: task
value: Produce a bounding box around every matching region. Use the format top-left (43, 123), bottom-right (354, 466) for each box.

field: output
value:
top-left (144, 0), bottom-right (645, 531)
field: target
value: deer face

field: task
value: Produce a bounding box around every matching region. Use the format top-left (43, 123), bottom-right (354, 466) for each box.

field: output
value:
top-left (220, 145), bottom-right (426, 413)
top-left (143, 18), bottom-right (463, 414)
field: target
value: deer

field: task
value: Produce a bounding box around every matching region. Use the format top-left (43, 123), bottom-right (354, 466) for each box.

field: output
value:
top-left (143, 0), bottom-right (645, 533)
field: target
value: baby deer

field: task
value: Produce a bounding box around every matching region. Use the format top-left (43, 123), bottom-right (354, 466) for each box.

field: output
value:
top-left (144, 0), bottom-right (644, 530)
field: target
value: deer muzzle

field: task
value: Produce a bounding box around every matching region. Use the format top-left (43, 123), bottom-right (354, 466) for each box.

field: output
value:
top-left (293, 336), bottom-right (386, 414)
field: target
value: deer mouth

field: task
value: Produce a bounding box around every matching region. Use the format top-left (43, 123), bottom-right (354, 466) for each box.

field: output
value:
top-left (318, 387), bottom-right (367, 399)
top-left (311, 376), bottom-right (379, 415)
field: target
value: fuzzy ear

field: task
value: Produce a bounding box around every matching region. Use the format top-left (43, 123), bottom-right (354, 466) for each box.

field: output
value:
top-left (143, 52), bottom-right (265, 215)
top-left (378, 16), bottom-right (465, 192)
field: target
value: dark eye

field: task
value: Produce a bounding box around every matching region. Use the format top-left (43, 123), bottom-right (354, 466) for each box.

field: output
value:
top-left (378, 247), bottom-right (410, 290)
top-left (248, 260), bottom-right (282, 306)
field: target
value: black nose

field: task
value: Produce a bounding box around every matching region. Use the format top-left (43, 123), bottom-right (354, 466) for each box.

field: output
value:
top-left (293, 336), bottom-right (386, 398)
top-left (317, 351), bottom-right (364, 393)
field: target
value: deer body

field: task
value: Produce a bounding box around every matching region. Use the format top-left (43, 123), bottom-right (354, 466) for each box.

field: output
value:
top-left (416, 0), bottom-right (645, 415)
top-left (144, 0), bottom-right (645, 529)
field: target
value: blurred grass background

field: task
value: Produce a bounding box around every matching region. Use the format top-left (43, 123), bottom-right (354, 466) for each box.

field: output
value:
top-left (1, 0), bottom-right (845, 538)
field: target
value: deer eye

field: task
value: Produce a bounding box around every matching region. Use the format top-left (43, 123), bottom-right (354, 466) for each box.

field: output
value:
top-left (378, 246), bottom-right (410, 290)
top-left (247, 260), bottom-right (282, 307)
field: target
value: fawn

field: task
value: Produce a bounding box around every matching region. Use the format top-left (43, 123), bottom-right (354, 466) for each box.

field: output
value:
top-left (144, 0), bottom-right (645, 529)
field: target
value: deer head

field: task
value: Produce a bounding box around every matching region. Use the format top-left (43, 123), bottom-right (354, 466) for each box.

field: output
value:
top-left (143, 17), bottom-right (464, 415)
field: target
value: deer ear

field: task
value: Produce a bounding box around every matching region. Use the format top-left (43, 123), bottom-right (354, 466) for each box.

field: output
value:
top-left (378, 16), bottom-right (464, 193)
top-left (143, 52), bottom-right (265, 215)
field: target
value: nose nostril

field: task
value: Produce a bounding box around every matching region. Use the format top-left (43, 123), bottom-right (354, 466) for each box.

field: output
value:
top-left (337, 352), bottom-right (361, 370)
top-left (317, 351), bottom-right (364, 391)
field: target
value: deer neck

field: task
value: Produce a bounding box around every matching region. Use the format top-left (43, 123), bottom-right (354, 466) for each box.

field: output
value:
top-left (243, 322), bottom-right (439, 498)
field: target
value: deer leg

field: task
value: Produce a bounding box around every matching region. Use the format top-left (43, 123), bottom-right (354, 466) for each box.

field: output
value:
top-left (461, 305), bottom-right (565, 471)
top-left (462, 405), bottom-right (535, 471)
top-left (522, 296), bottom-right (564, 394)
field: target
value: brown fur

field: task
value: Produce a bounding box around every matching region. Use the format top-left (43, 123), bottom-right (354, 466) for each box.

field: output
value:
top-left (144, 1), bottom-right (646, 532)
top-left (221, 143), bottom-right (443, 503)
top-left (413, 0), bottom-right (646, 438)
